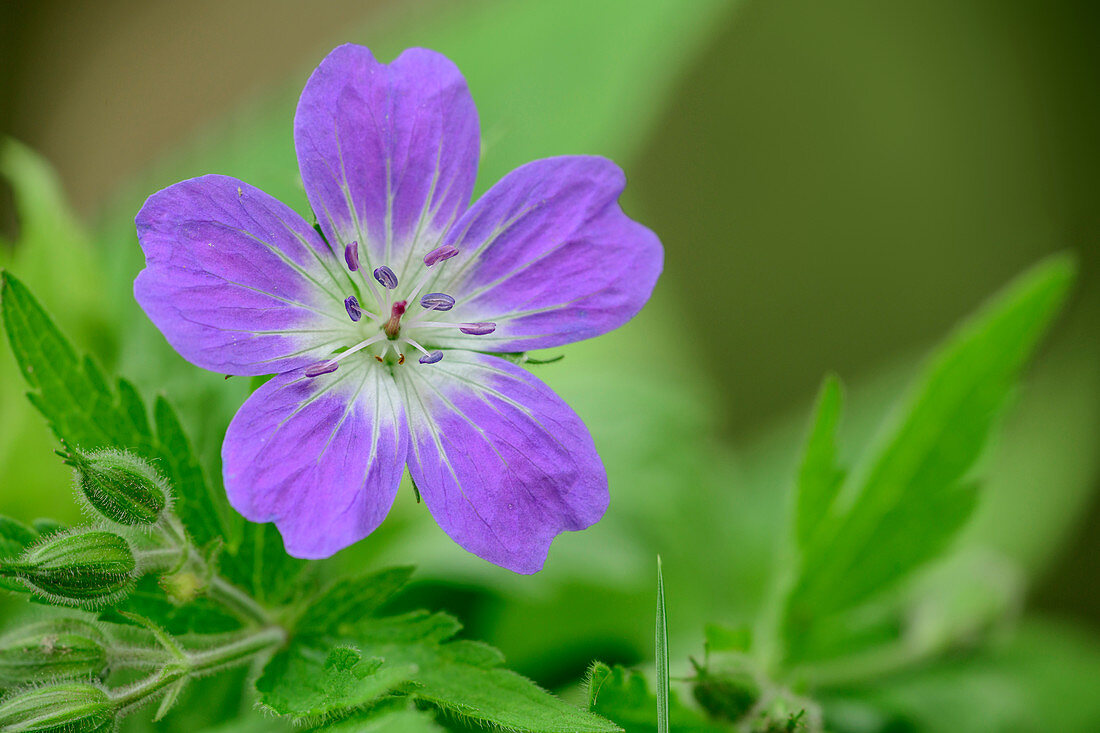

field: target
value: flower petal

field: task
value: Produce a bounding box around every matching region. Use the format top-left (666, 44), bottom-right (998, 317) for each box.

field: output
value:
top-left (223, 366), bottom-right (408, 559)
top-left (436, 156), bottom-right (662, 351)
top-left (295, 44), bottom-right (480, 274)
top-left (135, 175), bottom-right (355, 376)
top-left (399, 351), bottom-right (608, 573)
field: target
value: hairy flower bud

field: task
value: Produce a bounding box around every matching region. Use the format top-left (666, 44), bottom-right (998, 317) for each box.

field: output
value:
top-left (0, 682), bottom-right (114, 732)
top-left (65, 448), bottom-right (169, 526)
top-left (0, 619), bottom-right (110, 685)
top-left (3, 531), bottom-right (137, 607)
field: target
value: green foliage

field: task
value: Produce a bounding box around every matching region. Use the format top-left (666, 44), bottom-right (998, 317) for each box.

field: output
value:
top-left (295, 566), bottom-right (413, 634)
top-left (588, 663), bottom-right (727, 733)
top-left (0, 274), bottom-right (619, 733)
top-left (0, 271), bottom-right (302, 605)
top-left (0, 273), bottom-right (225, 549)
top-left (823, 619), bottom-right (1100, 733)
top-left (781, 257), bottom-right (1075, 664)
top-left (260, 599), bottom-right (620, 731)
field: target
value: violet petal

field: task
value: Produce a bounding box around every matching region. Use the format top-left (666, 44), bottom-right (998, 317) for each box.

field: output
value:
top-left (295, 44), bottom-right (480, 268)
top-left (134, 175), bottom-right (340, 376)
top-left (438, 156), bottom-right (662, 352)
top-left (403, 351), bottom-right (607, 574)
top-left (223, 369), bottom-right (408, 559)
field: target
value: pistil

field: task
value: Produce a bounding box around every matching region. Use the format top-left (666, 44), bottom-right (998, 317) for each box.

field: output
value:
top-left (384, 300), bottom-right (407, 339)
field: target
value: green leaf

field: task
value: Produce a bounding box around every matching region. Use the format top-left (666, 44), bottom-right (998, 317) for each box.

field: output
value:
top-left (260, 609), bottom-right (619, 731)
top-left (296, 566), bottom-right (414, 635)
top-left (782, 256), bottom-right (1076, 663)
top-left (0, 516), bottom-right (38, 558)
top-left (256, 641), bottom-right (415, 721)
top-left (0, 139), bottom-right (107, 522)
top-left (704, 623), bottom-right (753, 657)
top-left (794, 375), bottom-right (846, 550)
top-left (587, 662), bottom-right (729, 733)
top-left (100, 575), bottom-right (240, 636)
top-left (0, 272), bottom-right (227, 550)
top-left (219, 521), bottom-right (306, 606)
top-left (823, 618), bottom-right (1100, 733)
top-left (312, 698), bottom-right (443, 732)
top-left (656, 557), bottom-right (670, 733)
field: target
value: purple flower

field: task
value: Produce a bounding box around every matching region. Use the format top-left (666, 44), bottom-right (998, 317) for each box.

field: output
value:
top-left (133, 44), bottom-right (662, 573)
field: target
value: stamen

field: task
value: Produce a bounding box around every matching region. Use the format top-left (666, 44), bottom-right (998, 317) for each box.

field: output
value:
top-left (373, 266), bottom-right (398, 289)
top-left (305, 360), bottom-right (338, 378)
top-left (384, 301), bottom-right (407, 339)
top-left (328, 334), bottom-right (386, 366)
top-left (459, 322), bottom-right (497, 335)
top-left (419, 350), bottom-right (444, 364)
top-left (424, 245), bottom-right (459, 267)
top-left (403, 338), bottom-right (433, 357)
top-left (344, 241), bottom-right (360, 271)
top-left (420, 293), bottom-right (456, 311)
top-left (344, 295), bottom-right (362, 322)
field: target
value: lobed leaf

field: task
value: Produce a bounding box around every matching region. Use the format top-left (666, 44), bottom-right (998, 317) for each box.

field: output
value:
top-left (296, 566), bottom-right (414, 635)
top-left (0, 272), bottom-right (227, 550)
top-left (259, 607), bottom-right (620, 731)
top-left (783, 256), bottom-right (1076, 663)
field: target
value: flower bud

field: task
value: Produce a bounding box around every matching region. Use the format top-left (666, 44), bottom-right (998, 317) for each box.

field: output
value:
top-left (66, 448), bottom-right (169, 526)
top-left (0, 682), bottom-right (114, 732)
top-left (0, 619), bottom-right (110, 685)
top-left (5, 531), bottom-right (137, 607)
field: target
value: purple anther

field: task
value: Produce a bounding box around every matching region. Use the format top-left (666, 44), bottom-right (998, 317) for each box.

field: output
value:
top-left (344, 295), bottom-right (362, 322)
top-left (373, 266), bottom-right (398, 289)
top-left (344, 241), bottom-right (360, 271)
top-left (420, 292), bottom-right (456, 311)
top-left (419, 350), bottom-right (444, 364)
top-left (424, 245), bottom-right (459, 267)
top-left (304, 360), bottom-right (339, 378)
top-left (459, 322), bottom-right (497, 336)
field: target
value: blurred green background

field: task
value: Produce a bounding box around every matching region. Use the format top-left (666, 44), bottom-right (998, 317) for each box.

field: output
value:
top-left (1, 0), bottom-right (1098, 730)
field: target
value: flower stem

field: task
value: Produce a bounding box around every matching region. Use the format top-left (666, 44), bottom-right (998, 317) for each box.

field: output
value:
top-left (110, 626), bottom-right (285, 712)
top-left (153, 516), bottom-right (273, 626)
top-left (208, 575), bottom-right (273, 626)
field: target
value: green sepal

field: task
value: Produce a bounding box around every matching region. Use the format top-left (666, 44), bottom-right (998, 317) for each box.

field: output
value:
top-left (3, 530), bottom-right (137, 608)
top-left (0, 618), bottom-right (109, 685)
top-left (0, 681), bottom-right (115, 732)
top-left (64, 446), bottom-right (169, 527)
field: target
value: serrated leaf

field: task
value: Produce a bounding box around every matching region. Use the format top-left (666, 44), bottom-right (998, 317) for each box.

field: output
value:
top-left (782, 256), bottom-right (1076, 663)
top-left (795, 375), bottom-right (846, 550)
top-left (587, 662), bottom-right (727, 733)
top-left (220, 521), bottom-right (306, 606)
top-left (0, 273), bottom-right (227, 550)
top-left (297, 566), bottom-right (414, 636)
top-left (153, 395), bottom-right (227, 548)
top-left (260, 609), bottom-right (619, 731)
top-left (314, 698), bottom-right (443, 732)
top-left (256, 640), bottom-right (415, 721)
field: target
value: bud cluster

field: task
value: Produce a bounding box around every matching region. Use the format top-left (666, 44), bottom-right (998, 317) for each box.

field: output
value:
top-left (0, 444), bottom-right (283, 731)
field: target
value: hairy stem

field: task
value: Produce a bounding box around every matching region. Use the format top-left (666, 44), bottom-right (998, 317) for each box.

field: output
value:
top-left (111, 626), bottom-right (286, 711)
